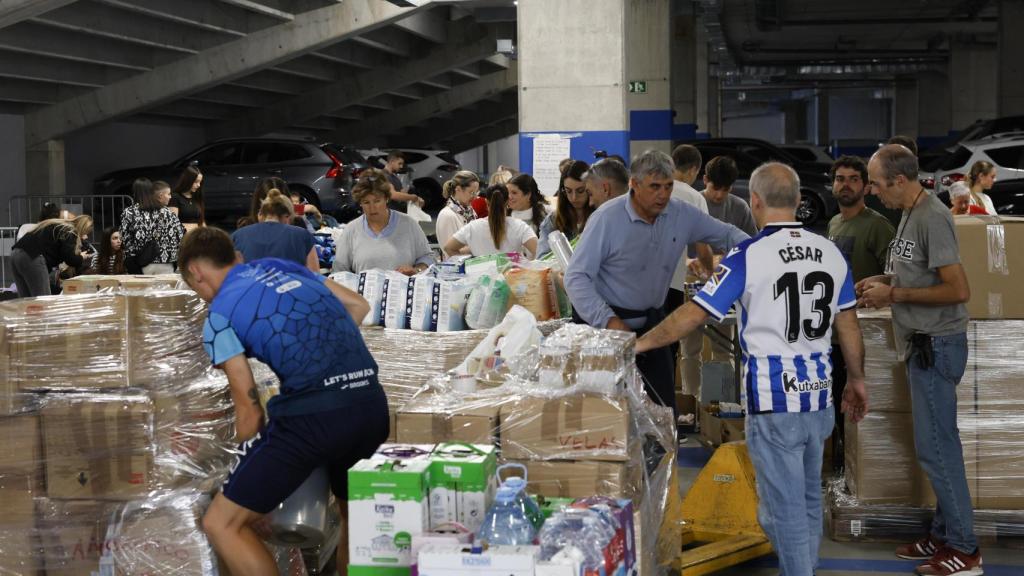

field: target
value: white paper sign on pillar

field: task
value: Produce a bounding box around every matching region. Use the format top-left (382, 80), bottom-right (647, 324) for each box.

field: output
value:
top-left (532, 134), bottom-right (572, 197)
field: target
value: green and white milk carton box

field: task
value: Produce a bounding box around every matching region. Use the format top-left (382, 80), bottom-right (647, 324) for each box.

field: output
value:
top-left (348, 458), bottom-right (432, 572)
top-left (428, 442), bottom-right (498, 533)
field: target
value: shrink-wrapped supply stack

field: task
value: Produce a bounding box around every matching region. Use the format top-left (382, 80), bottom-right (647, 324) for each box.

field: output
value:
top-left (830, 307), bottom-right (1024, 544)
top-left (370, 309), bottom-right (679, 574)
top-left (0, 279), bottom-right (239, 576)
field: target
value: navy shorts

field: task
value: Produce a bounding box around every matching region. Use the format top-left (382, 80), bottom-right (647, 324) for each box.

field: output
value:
top-left (222, 390), bottom-right (390, 514)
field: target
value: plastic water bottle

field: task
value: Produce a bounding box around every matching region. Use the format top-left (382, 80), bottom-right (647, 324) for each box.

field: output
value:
top-left (539, 508), bottom-right (618, 573)
top-left (476, 486), bottom-right (536, 546)
top-left (501, 476), bottom-right (544, 530)
top-left (496, 463), bottom-right (544, 529)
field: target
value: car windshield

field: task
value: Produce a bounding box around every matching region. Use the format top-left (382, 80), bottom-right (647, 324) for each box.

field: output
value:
top-left (437, 152), bottom-right (459, 165)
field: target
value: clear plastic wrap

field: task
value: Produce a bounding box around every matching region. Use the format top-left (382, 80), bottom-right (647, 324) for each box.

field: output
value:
top-left (384, 321), bottom-right (678, 573)
top-left (0, 289), bottom-right (207, 398)
top-left (827, 478), bottom-right (1024, 544)
top-left (0, 289), bottom-right (240, 576)
top-left (850, 310), bottom-right (1024, 509)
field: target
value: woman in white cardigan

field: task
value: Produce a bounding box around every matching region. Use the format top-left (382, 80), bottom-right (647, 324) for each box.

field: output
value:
top-left (436, 170), bottom-right (480, 256)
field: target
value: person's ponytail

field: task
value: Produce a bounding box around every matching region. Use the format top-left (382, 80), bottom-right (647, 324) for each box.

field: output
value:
top-left (486, 184), bottom-right (508, 248)
top-left (442, 179), bottom-right (456, 200)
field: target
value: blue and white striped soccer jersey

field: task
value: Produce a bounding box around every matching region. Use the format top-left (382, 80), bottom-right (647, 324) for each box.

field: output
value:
top-left (692, 223), bottom-right (856, 414)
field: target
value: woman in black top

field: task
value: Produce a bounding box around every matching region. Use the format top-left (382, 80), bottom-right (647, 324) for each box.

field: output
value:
top-left (11, 215), bottom-right (93, 297)
top-left (169, 165), bottom-right (205, 230)
top-left (120, 178), bottom-right (185, 274)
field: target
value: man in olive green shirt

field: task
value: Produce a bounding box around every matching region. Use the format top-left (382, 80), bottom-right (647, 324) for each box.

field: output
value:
top-left (828, 155), bottom-right (895, 282)
top-left (826, 155), bottom-right (895, 473)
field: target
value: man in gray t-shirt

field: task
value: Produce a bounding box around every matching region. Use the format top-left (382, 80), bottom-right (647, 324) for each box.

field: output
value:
top-left (701, 156), bottom-right (759, 238)
top-left (857, 144), bottom-right (981, 575)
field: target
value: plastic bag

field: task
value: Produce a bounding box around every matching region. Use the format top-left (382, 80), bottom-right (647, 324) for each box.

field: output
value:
top-left (456, 305), bottom-right (542, 377)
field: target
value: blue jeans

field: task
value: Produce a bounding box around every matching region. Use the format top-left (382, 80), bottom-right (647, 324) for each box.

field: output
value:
top-left (747, 409), bottom-right (834, 576)
top-left (907, 332), bottom-right (977, 553)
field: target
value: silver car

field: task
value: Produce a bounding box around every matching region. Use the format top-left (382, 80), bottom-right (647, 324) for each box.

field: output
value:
top-left (94, 138), bottom-right (350, 224)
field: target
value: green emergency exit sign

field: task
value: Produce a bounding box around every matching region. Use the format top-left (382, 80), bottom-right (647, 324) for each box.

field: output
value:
top-left (628, 80), bottom-right (647, 94)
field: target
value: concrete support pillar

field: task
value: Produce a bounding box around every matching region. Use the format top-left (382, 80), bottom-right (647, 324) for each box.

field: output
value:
top-left (670, 6), bottom-right (709, 141)
top-left (518, 0), bottom-right (628, 183)
top-left (951, 41), bottom-right (997, 128)
top-left (916, 71), bottom-right (951, 142)
top-left (518, 0), bottom-right (671, 182)
top-left (998, 0), bottom-right (1024, 116)
top-left (25, 139), bottom-right (65, 197)
top-left (815, 90), bottom-right (830, 146)
top-left (782, 99), bottom-right (809, 143)
top-left (892, 77), bottom-right (919, 138)
top-left (626, 0), bottom-right (672, 157)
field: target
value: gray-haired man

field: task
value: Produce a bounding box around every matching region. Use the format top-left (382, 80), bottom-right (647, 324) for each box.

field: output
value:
top-left (583, 157), bottom-right (630, 209)
top-left (565, 149), bottom-right (749, 412)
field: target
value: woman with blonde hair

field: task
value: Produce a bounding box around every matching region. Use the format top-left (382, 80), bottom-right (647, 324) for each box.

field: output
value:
top-left (961, 160), bottom-right (998, 215)
top-left (231, 189), bottom-right (319, 273)
top-left (11, 214), bottom-right (93, 297)
top-left (332, 169), bottom-right (434, 275)
top-left (436, 170), bottom-right (480, 255)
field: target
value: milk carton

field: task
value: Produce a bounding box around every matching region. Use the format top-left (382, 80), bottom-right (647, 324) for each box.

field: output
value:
top-left (435, 279), bottom-right (474, 332)
top-left (428, 443), bottom-right (498, 533)
top-left (357, 270), bottom-right (387, 326)
top-left (382, 272), bottom-right (411, 329)
top-left (408, 276), bottom-right (437, 332)
top-left (329, 271), bottom-right (360, 293)
top-left (348, 458), bottom-right (432, 570)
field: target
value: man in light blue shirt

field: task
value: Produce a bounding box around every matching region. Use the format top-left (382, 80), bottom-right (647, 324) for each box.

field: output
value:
top-left (565, 149), bottom-right (749, 412)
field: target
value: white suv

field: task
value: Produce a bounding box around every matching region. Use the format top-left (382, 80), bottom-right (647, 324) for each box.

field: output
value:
top-left (921, 134), bottom-right (1024, 197)
top-left (361, 148), bottom-right (462, 214)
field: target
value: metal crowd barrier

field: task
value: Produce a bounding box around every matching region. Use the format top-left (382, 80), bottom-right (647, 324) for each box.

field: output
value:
top-left (0, 226), bottom-right (17, 293)
top-left (7, 194), bottom-right (134, 233)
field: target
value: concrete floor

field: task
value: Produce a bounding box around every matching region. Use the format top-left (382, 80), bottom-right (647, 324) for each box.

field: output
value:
top-left (676, 443), bottom-right (1024, 575)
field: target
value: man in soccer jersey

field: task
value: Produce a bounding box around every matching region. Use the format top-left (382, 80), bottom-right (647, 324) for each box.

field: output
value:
top-left (636, 162), bottom-right (869, 575)
top-left (178, 227), bottom-right (388, 576)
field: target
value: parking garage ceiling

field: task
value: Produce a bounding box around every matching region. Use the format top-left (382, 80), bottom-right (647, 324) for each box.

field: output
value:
top-left (0, 0), bottom-right (517, 153)
top-left (0, 0), bottom-right (1000, 152)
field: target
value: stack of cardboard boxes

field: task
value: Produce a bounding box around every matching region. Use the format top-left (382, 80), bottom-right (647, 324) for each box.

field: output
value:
top-left (832, 311), bottom-right (1024, 540)
top-left (0, 283), bottom-right (236, 576)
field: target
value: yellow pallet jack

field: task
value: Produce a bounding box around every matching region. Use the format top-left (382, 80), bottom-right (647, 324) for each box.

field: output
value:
top-left (675, 442), bottom-right (773, 575)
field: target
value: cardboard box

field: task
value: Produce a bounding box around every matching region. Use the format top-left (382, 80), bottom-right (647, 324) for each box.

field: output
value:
top-left (411, 532), bottom-right (474, 576)
top-left (150, 380), bottom-right (235, 490)
top-left (698, 404), bottom-right (723, 447)
top-left (0, 495), bottom-right (41, 576)
top-left (975, 416), bottom-right (1024, 509)
top-left (2, 295), bottom-right (129, 390)
top-left (0, 413), bottom-right (42, 478)
top-left (510, 460), bottom-right (639, 501)
top-left (500, 396), bottom-right (630, 462)
top-left (110, 502), bottom-right (217, 576)
top-left (127, 291), bottom-right (207, 387)
top-left (955, 215), bottom-right (1024, 319)
top-left (845, 412), bottom-right (919, 504)
top-left (41, 395), bottom-right (154, 500)
top-left (373, 443), bottom-right (436, 463)
top-left (38, 498), bottom-right (118, 576)
top-left (428, 443), bottom-right (498, 533)
top-left (397, 395), bottom-right (500, 445)
top-left (720, 417), bottom-right (746, 444)
top-left (61, 275), bottom-right (121, 294)
top-left (418, 544), bottom-right (538, 576)
top-left (348, 458), bottom-right (431, 569)
top-left (388, 408), bottom-right (398, 443)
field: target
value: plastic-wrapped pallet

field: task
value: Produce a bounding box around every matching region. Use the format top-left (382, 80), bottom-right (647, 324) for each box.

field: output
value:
top-left (389, 320), bottom-right (678, 572)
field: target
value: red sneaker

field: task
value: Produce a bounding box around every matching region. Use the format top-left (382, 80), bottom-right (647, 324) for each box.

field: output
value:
top-left (896, 534), bottom-right (944, 560)
top-left (915, 546), bottom-right (983, 576)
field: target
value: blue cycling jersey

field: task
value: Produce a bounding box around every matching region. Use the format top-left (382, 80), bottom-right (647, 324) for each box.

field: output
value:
top-left (203, 257), bottom-right (381, 418)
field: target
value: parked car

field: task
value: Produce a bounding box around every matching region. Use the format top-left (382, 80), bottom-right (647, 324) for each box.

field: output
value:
top-left (94, 138), bottom-right (350, 225)
top-left (920, 136), bottom-right (1024, 197)
top-left (780, 144), bottom-right (834, 165)
top-left (919, 115), bottom-right (1024, 169)
top-left (683, 140), bottom-right (836, 226)
top-left (361, 148), bottom-right (461, 214)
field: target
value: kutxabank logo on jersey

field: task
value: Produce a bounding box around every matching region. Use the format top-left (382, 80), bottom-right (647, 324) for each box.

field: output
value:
top-left (782, 371), bottom-right (831, 393)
